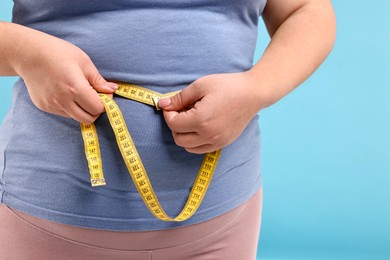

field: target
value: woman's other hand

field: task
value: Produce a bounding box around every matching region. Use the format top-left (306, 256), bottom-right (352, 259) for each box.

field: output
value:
top-left (159, 0), bottom-right (336, 154)
top-left (158, 72), bottom-right (262, 154)
top-left (1, 22), bottom-right (117, 123)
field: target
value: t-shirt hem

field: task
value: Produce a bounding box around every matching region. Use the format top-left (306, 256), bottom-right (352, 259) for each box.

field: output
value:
top-left (1, 177), bottom-right (262, 231)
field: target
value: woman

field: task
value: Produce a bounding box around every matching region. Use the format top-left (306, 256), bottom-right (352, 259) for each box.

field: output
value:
top-left (0, 0), bottom-right (336, 259)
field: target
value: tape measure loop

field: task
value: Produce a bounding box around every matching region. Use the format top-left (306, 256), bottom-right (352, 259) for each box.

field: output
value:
top-left (81, 83), bottom-right (221, 221)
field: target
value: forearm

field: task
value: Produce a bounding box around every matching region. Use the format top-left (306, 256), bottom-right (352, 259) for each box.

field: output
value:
top-left (247, 0), bottom-right (336, 110)
top-left (0, 21), bottom-right (55, 77)
top-left (0, 21), bottom-right (25, 76)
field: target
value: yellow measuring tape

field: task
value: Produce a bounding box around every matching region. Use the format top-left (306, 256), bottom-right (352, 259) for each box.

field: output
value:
top-left (80, 83), bottom-right (221, 222)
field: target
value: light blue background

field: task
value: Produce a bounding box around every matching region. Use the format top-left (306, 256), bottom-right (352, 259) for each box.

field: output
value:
top-left (1, 1), bottom-right (389, 259)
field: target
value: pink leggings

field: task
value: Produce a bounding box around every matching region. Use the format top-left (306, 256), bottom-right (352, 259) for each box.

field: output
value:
top-left (0, 189), bottom-right (262, 260)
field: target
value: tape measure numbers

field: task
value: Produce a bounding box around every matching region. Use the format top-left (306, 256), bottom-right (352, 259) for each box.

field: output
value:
top-left (80, 83), bottom-right (222, 222)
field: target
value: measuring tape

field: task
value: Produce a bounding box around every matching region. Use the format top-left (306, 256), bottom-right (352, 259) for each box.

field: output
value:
top-left (80, 83), bottom-right (222, 221)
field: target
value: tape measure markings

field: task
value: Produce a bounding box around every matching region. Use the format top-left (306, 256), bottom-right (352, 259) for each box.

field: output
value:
top-left (81, 123), bottom-right (106, 186)
top-left (80, 83), bottom-right (221, 221)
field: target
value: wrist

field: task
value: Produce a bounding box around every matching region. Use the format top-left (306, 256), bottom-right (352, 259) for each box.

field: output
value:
top-left (1, 22), bottom-right (34, 77)
top-left (0, 22), bottom-right (21, 76)
top-left (243, 67), bottom-right (280, 111)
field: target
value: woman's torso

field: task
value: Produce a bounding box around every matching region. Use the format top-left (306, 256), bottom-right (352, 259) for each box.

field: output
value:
top-left (0, 0), bottom-right (265, 231)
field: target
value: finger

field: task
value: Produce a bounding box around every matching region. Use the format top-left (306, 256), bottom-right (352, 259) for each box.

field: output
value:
top-left (163, 109), bottom-right (200, 133)
top-left (83, 59), bottom-right (118, 93)
top-left (184, 144), bottom-right (218, 155)
top-left (43, 107), bottom-right (72, 120)
top-left (158, 81), bottom-right (203, 111)
top-left (46, 104), bottom-right (97, 124)
top-left (65, 101), bottom-right (99, 124)
top-left (172, 132), bottom-right (210, 149)
top-left (42, 97), bottom-right (97, 123)
top-left (73, 76), bottom-right (107, 116)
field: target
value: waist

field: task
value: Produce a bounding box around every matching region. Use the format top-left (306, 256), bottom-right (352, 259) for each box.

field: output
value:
top-left (0, 82), bottom-right (262, 230)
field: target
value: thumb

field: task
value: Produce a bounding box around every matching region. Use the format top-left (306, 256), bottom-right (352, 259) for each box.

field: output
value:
top-left (84, 61), bottom-right (118, 93)
top-left (158, 83), bottom-right (204, 111)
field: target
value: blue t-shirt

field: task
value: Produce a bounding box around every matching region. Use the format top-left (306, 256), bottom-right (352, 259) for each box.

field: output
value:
top-left (0, 0), bottom-right (266, 231)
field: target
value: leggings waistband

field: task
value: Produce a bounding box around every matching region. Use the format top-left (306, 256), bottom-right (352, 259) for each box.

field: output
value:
top-left (2, 188), bottom-right (262, 251)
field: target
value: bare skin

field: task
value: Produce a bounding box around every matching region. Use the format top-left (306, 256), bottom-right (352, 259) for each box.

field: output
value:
top-left (159, 0), bottom-right (336, 154)
top-left (0, 0), bottom-right (336, 154)
top-left (0, 22), bottom-right (117, 124)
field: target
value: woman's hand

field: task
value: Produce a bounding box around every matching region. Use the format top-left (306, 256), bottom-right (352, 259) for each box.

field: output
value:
top-left (158, 0), bottom-right (336, 155)
top-left (10, 24), bottom-right (117, 123)
top-left (158, 72), bottom-right (264, 154)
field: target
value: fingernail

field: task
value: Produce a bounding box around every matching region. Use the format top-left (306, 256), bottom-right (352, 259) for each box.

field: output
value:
top-left (158, 98), bottom-right (171, 108)
top-left (105, 82), bottom-right (118, 91)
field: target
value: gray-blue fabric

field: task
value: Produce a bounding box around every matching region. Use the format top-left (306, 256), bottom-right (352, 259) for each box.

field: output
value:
top-left (0, 0), bottom-right (266, 231)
